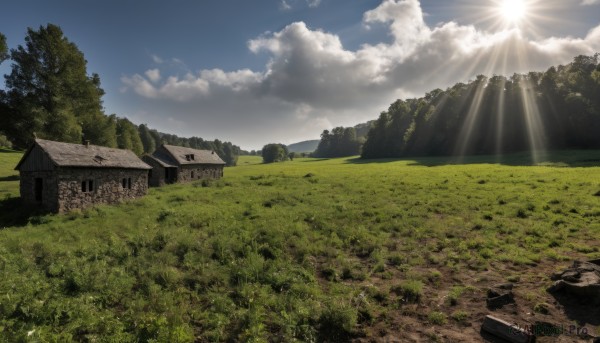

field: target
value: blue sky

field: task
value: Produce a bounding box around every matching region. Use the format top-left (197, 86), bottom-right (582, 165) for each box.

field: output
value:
top-left (1, 0), bottom-right (599, 149)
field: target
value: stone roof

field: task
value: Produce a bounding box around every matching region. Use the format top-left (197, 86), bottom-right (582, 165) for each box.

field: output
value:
top-left (143, 152), bottom-right (177, 168)
top-left (160, 144), bottom-right (226, 165)
top-left (16, 139), bottom-right (151, 170)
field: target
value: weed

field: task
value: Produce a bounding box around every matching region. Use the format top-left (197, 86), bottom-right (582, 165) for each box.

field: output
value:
top-left (428, 311), bottom-right (447, 325)
top-left (392, 280), bottom-right (423, 303)
top-left (450, 310), bottom-right (469, 323)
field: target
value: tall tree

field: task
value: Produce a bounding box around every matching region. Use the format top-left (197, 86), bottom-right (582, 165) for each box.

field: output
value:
top-left (0, 33), bottom-right (8, 64)
top-left (115, 116), bottom-right (144, 155)
top-left (1, 24), bottom-right (109, 148)
top-left (262, 143), bottom-right (289, 163)
top-left (138, 124), bottom-right (156, 154)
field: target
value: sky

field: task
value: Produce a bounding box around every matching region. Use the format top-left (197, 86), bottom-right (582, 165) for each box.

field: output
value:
top-left (1, 0), bottom-right (599, 150)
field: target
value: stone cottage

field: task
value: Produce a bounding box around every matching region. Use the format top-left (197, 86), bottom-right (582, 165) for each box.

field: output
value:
top-left (15, 139), bottom-right (151, 213)
top-left (142, 144), bottom-right (225, 187)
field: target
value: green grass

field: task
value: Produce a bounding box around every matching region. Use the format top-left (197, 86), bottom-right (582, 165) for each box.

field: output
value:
top-left (428, 311), bottom-right (448, 325)
top-left (0, 148), bottom-right (22, 198)
top-left (0, 151), bottom-right (599, 341)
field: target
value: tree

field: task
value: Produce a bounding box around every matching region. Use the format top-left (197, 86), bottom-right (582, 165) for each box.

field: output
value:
top-left (262, 144), bottom-right (289, 163)
top-left (138, 124), bottom-right (156, 154)
top-left (1, 24), bottom-right (109, 148)
top-left (221, 142), bottom-right (238, 166)
top-left (115, 116), bottom-right (144, 155)
top-left (0, 33), bottom-right (8, 64)
top-left (314, 127), bottom-right (360, 158)
top-left (361, 54), bottom-right (600, 159)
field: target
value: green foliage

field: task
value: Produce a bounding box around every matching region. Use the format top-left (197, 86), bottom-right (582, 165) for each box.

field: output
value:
top-left (314, 126), bottom-right (361, 157)
top-left (2, 24), bottom-right (101, 147)
top-left (0, 134), bottom-right (12, 148)
top-left (261, 143), bottom-right (289, 163)
top-left (317, 301), bottom-right (357, 341)
top-left (362, 54), bottom-right (600, 159)
top-left (115, 116), bottom-right (144, 155)
top-left (392, 280), bottom-right (423, 303)
top-left (450, 310), bottom-right (469, 323)
top-left (138, 124), bottom-right (156, 154)
top-left (0, 24), bottom-right (240, 164)
top-left (428, 311), bottom-right (448, 325)
top-left (0, 32), bottom-right (7, 64)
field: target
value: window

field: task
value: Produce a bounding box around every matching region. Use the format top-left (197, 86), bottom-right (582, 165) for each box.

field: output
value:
top-left (185, 154), bottom-right (191, 161)
top-left (122, 178), bottom-right (127, 189)
top-left (82, 179), bottom-right (94, 193)
top-left (128, 178), bottom-right (132, 189)
top-left (123, 178), bottom-right (132, 189)
top-left (191, 171), bottom-right (195, 179)
top-left (190, 154), bottom-right (195, 161)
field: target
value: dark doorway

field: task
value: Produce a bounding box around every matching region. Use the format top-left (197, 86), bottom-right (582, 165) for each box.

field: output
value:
top-left (34, 178), bottom-right (43, 202)
top-left (165, 168), bottom-right (177, 184)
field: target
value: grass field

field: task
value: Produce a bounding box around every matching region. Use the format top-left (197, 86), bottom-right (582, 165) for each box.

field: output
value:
top-left (1, 151), bottom-right (599, 342)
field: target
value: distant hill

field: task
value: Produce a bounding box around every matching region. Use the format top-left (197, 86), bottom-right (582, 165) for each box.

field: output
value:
top-left (287, 140), bottom-right (320, 153)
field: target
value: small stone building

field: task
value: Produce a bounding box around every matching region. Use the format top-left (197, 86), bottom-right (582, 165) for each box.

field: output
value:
top-left (143, 144), bottom-right (225, 187)
top-left (15, 139), bottom-right (151, 213)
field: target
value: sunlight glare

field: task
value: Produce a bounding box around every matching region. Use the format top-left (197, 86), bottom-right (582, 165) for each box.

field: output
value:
top-left (499, 0), bottom-right (527, 25)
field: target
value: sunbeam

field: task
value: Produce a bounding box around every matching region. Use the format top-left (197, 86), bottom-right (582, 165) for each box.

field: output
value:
top-left (513, 37), bottom-right (548, 163)
top-left (454, 75), bottom-right (488, 159)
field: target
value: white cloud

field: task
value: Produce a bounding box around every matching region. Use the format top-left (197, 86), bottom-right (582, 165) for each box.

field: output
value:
top-left (581, 0), bottom-right (599, 4)
top-left (307, 0), bottom-right (322, 8)
top-left (122, 0), bottom-right (600, 149)
top-left (145, 69), bottom-right (161, 83)
top-left (280, 0), bottom-right (292, 11)
top-left (151, 54), bottom-right (163, 64)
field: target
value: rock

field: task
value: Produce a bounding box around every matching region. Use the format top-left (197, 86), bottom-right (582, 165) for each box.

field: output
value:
top-left (481, 315), bottom-right (535, 343)
top-left (548, 261), bottom-right (600, 304)
top-left (495, 283), bottom-right (514, 290)
top-left (487, 293), bottom-right (515, 309)
top-left (487, 285), bottom-right (515, 309)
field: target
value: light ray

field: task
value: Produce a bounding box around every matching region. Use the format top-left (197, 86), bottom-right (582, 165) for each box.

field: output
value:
top-left (513, 39), bottom-right (547, 163)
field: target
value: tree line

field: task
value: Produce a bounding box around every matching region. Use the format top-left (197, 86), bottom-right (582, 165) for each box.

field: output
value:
top-left (313, 127), bottom-right (362, 158)
top-left (361, 54), bottom-right (600, 159)
top-left (0, 25), bottom-right (240, 166)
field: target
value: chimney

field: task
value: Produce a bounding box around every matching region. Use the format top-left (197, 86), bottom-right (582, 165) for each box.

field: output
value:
top-left (84, 140), bottom-right (90, 148)
top-left (211, 151), bottom-right (215, 155)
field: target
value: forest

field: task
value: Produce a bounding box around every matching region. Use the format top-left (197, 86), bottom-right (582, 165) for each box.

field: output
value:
top-left (0, 25), bottom-right (240, 166)
top-left (361, 54), bottom-right (600, 159)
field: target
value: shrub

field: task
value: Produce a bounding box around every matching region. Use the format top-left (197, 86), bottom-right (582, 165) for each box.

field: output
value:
top-left (448, 286), bottom-right (465, 306)
top-left (392, 280), bottom-right (423, 303)
top-left (451, 310), bottom-right (469, 323)
top-left (317, 302), bottom-right (357, 341)
top-left (428, 311), bottom-right (447, 325)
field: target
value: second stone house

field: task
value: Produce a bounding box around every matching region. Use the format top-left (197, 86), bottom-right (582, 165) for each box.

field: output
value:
top-left (143, 144), bottom-right (226, 187)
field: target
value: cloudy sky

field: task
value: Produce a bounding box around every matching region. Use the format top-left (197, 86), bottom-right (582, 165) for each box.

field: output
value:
top-left (1, 0), bottom-right (599, 150)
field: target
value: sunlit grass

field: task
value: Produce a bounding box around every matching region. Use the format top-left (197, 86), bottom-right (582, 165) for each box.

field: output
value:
top-left (0, 151), bottom-right (599, 341)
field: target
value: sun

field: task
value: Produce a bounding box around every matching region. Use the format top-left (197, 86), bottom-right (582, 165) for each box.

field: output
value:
top-left (499, 0), bottom-right (528, 25)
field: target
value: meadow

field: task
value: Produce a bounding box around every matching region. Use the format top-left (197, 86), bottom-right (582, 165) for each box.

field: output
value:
top-left (0, 151), bottom-right (599, 342)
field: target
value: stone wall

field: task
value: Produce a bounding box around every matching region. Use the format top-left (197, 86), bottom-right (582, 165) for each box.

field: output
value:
top-left (20, 171), bottom-right (60, 212)
top-left (56, 168), bottom-right (148, 213)
top-left (143, 156), bottom-right (166, 187)
top-left (178, 164), bottom-right (224, 183)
